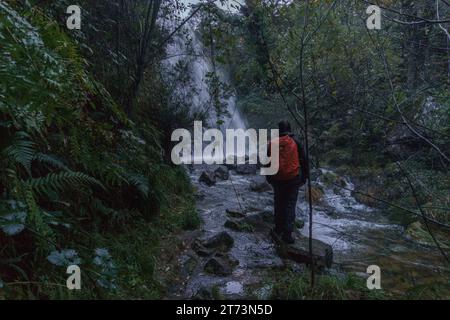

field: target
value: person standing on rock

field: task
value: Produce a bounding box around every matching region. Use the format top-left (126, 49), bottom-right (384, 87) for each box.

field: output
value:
top-left (267, 120), bottom-right (309, 244)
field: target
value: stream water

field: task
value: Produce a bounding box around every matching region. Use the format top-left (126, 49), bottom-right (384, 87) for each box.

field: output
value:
top-left (174, 165), bottom-right (450, 299)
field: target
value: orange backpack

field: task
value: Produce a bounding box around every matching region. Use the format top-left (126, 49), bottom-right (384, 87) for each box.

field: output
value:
top-left (270, 135), bottom-right (300, 181)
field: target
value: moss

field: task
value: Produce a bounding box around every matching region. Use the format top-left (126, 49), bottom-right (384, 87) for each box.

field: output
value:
top-left (310, 186), bottom-right (324, 204)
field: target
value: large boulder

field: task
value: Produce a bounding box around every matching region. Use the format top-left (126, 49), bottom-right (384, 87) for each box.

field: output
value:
top-left (199, 170), bottom-right (216, 186)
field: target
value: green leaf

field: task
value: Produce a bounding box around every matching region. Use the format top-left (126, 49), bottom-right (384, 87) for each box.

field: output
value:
top-left (47, 249), bottom-right (81, 267)
top-left (0, 211), bottom-right (26, 235)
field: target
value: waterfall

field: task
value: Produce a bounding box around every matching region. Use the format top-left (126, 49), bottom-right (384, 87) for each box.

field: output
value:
top-left (163, 17), bottom-right (257, 163)
top-left (164, 20), bottom-right (247, 131)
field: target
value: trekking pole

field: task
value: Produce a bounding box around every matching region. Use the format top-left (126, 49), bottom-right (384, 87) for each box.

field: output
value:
top-left (298, 0), bottom-right (315, 290)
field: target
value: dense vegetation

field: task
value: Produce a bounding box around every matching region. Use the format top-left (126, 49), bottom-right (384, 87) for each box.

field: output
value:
top-left (0, 0), bottom-right (449, 300)
top-left (0, 0), bottom-right (199, 298)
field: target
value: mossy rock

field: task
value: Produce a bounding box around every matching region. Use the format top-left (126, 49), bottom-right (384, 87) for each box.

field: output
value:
top-left (321, 171), bottom-right (346, 188)
top-left (295, 219), bottom-right (305, 229)
top-left (405, 221), bottom-right (450, 249)
top-left (310, 186), bottom-right (324, 204)
top-left (224, 219), bottom-right (255, 232)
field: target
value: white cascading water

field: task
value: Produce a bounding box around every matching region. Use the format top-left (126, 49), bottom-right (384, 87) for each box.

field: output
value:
top-left (164, 19), bottom-right (247, 132)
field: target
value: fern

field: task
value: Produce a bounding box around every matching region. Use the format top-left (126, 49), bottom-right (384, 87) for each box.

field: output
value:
top-left (27, 171), bottom-right (105, 198)
top-left (123, 172), bottom-right (150, 199)
top-left (33, 152), bottom-right (69, 171)
top-left (3, 131), bottom-right (36, 176)
top-left (91, 198), bottom-right (118, 217)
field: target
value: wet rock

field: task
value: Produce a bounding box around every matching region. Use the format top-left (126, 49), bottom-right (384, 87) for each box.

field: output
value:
top-left (250, 176), bottom-right (272, 192)
top-left (224, 219), bottom-right (240, 231)
top-left (193, 286), bottom-right (214, 300)
top-left (214, 165), bottom-right (229, 180)
top-left (204, 255), bottom-right (237, 276)
top-left (321, 171), bottom-right (346, 188)
top-left (235, 164), bottom-right (258, 175)
top-left (199, 170), bottom-right (216, 186)
top-left (310, 169), bottom-right (322, 181)
top-left (201, 231), bottom-right (234, 251)
top-left (404, 221), bottom-right (446, 248)
top-left (225, 208), bottom-right (246, 218)
top-left (242, 210), bottom-right (274, 232)
top-left (223, 281), bottom-right (244, 296)
top-left (295, 219), bottom-right (305, 229)
top-left (353, 189), bottom-right (378, 207)
top-left (274, 233), bottom-right (333, 269)
top-left (310, 186), bottom-right (324, 204)
top-left (224, 219), bottom-right (254, 232)
top-left (192, 240), bottom-right (214, 257)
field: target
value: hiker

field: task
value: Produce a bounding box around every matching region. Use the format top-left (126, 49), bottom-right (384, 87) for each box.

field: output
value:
top-left (267, 120), bottom-right (309, 244)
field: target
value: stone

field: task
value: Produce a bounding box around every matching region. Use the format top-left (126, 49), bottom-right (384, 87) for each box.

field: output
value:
top-left (204, 257), bottom-right (233, 276)
top-left (199, 170), bottom-right (216, 186)
top-left (224, 219), bottom-right (241, 231)
top-left (310, 169), bottom-right (322, 181)
top-left (193, 286), bottom-right (213, 300)
top-left (235, 164), bottom-right (258, 175)
top-left (214, 165), bottom-right (229, 180)
top-left (201, 231), bottom-right (234, 251)
top-left (192, 240), bottom-right (214, 257)
top-left (295, 219), bottom-right (305, 229)
top-left (273, 233), bottom-right (333, 269)
top-left (225, 208), bottom-right (246, 218)
top-left (249, 176), bottom-right (272, 192)
top-left (224, 219), bottom-right (254, 232)
top-left (242, 210), bottom-right (273, 232)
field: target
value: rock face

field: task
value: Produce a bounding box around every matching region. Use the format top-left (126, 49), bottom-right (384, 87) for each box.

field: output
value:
top-left (250, 176), bottom-right (272, 192)
top-left (199, 170), bottom-right (216, 186)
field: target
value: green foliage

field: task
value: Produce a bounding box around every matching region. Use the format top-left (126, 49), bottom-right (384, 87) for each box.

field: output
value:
top-left (0, 2), bottom-right (198, 299)
top-left (270, 271), bottom-right (387, 300)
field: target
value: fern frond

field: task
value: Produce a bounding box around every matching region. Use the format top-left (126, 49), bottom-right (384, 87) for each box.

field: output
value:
top-left (3, 131), bottom-right (36, 175)
top-left (123, 173), bottom-right (150, 198)
top-left (91, 198), bottom-right (118, 216)
top-left (27, 171), bottom-right (105, 197)
top-left (33, 152), bottom-right (69, 171)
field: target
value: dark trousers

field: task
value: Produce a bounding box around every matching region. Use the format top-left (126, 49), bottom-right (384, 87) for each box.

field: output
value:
top-left (272, 177), bottom-right (302, 236)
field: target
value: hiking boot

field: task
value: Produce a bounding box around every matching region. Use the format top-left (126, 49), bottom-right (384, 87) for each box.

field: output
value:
top-left (282, 233), bottom-right (295, 244)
